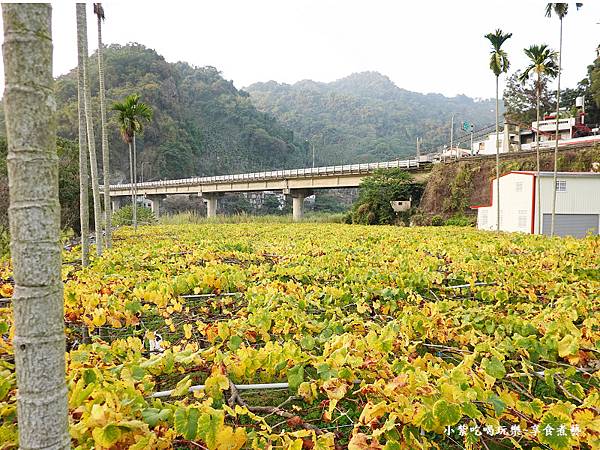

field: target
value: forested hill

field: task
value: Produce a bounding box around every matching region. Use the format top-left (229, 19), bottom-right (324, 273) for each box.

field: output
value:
top-left (50, 44), bottom-right (307, 182)
top-left (246, 72), bottom-right (500, 164)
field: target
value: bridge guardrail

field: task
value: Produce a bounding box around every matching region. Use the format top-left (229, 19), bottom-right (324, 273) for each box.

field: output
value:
top-left (106, 158), bottom-right (424, 192)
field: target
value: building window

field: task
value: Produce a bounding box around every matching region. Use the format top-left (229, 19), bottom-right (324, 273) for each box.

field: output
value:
top-left (516, 181), bottom-right (523, 192)
top-left (556, 180), bottom-right (567, 192)
top-left (518, 210), bottom-right (528, 228)
top-left (480, 210), bottom-right (488, 226)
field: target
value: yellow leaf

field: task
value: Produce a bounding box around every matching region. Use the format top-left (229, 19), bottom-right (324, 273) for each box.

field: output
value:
top-left (183, 323), bottom-right (193, 340)
top-left (92, 308), bottom-right (106, 327)
top-left (89, 403), bottom-right (107, 426)
top-left (172, 375), bottom-right (192, 397)
top-left (358, 401), bottom-right (388, 425)
top-left (216, 426), bottom-right (246, 450)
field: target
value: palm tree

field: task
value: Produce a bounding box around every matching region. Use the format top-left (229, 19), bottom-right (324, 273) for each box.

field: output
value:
top-left (112, 94), bottom-right (153, 230)
top-left (519, 44), bottom-right (558, 234)
top-left (77, 3), bottom-right (103, 254)
top-left (95, 3), bottom-right (111, 249)
top-left (545, 2), bottom-right (582, 236)
top-left (485, 29), bottom-right (512, 232)
top-left (2, 4), bottom-right (69, 448)
top-left (76, 5), bottom-right (90, 266)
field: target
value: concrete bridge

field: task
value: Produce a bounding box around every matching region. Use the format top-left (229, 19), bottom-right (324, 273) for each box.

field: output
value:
top-left (107, 157), bottom-right (432, 221)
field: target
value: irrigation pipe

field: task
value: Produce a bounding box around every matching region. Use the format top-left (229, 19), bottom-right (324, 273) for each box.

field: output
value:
top-left (446, 282), bottom-right (495, 289)
top-left (151, 382), bottom-right (290, 398)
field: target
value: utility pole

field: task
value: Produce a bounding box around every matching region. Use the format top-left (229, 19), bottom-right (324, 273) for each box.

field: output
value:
top-left (312, 142), bottom-right (315, 168)
top-left (448, 114), bottom-right (455, 162)
top-left (416, 137), bottom-right (421, 159)
top-left (470, 130), bottom-right (474, 156)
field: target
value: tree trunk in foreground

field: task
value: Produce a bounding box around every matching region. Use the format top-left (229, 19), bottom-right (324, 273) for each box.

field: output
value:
top-left (133, 133), bottom-right (138, 230)
top-left (128, 141), bottom-right (135, 226)
top-left (97, 8), bottom-right (111, 249)
top-left (2, 4), bottom-right (70, 449)
top-left (76, 5), bottom-right (89, 266)
top-left (535, 73), bottom-right (542, 234)
top-left (550, 18), bottom-right (563, 237)
top-left (77, 3), bottom-right (103, 254)
top-left (495, 75), bottom-right (500, 232)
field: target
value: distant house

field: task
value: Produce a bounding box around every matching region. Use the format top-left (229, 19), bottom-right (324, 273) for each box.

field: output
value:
top-left (472, 171), bottom-right (600, 237)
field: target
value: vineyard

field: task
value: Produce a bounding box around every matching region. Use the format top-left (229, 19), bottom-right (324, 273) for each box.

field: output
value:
top-left (0, 224), bottom-right (599, 449)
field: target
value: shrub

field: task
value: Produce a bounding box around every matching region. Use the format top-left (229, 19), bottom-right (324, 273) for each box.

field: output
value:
top-left (351, 168), bottom-right (424, 225)
top-left (112, 205), bottom-right (156, 227)
top-left (431, 215), bottom-right (444, 226)
top-left (0, 225), bottom-right (9, 259)
top-left (444, 215), bottom-right (475, 227)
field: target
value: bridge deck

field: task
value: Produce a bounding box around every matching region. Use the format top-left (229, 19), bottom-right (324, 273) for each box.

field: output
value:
top-left (107, 158), bottom-right (429, 196)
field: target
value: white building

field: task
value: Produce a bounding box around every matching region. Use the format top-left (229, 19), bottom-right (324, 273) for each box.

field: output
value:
top-left (472, 171), bottom-right (600, 237)
top-left (471, 130), bottom-right (520, 155)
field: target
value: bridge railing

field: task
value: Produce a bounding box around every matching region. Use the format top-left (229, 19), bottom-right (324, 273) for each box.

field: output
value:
top-left (107, 157), bottom-right (426, 192)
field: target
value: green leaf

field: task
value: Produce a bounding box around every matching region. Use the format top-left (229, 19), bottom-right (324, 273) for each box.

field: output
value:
top-left (482, 356), bottom-right (506, 379)
top-left (228, 335), bottom-right (243, 351)
top-left (300, 335), bottom-right (315, 351)
top-left (287, 365), bottom-right (304, 390)
top-left (432, 399), bottom-right (461, 426)
top-left (383, 441), bottom-right (401, 450)
top-left (487, 393), bottom-right (506, 416)
top-left (92, 424), bottom-right (122, 447)
top-left (174, 407), bottom-right (199, 440)
top-left (142, 408), bottom-right (172, 428)
top-left (83, 369), bottom-right (97, 385)
top-left (539, 413), bottom-right (572, 449)
top-left (197, 409), bottom-right (224, 449)
top-left (131, 365), bottom-right (146, 381)
top-left (461, 402), bottom-right (483, 419)
top-left (563, 380), bottom-right (585, 400)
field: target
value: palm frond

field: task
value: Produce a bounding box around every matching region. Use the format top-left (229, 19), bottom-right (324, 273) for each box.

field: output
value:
top-left (546, 3), bottom-right (569, 19)
top-left (522, 44), bottom-right (559, 80)
top-left (111, 94), bottom-right (153, 142)
top-left (93, 3), bottom-right (105, 20)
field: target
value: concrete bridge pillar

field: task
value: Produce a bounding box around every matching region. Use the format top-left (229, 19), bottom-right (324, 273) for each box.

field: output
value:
top-left (290, 189), bottom-right (313, 222)
top-left (202, 193), bottom-right (218, 218)
top-left (147, 194), bottom-right (167, 218)
top-left (111, 196), bottom-right (128, 212)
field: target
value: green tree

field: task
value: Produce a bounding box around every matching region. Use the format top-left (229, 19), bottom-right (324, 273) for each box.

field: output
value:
top-left (112, 93), bottom-right (153, 230)
top-left (545, 2), bottom-right (582, 236)
top-left (2, 3), bottom-right (69, 448)
top-left (351, 168), bottom-right (423, 225)
top-left (95, 2), bottom-right (111, 248)
top-left (484, 29), bottom-right (512, 232)
top-left (504, 71), bottom-right (555, 125)
top-left (519, 44), bottom-right (558, 234)
top-left (77, 3), bottom-right (103, 254)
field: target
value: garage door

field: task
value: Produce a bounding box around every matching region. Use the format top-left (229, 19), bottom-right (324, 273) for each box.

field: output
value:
top-left (542, 214), bottom-right (599, 238)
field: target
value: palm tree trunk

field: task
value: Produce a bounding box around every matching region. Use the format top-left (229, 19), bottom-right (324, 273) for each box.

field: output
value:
top-left (76, 6), bottom-right (89, 266)
top-left (128, 141), bottom-right (134, 224)
top-left (97, 11), bottom-right (111, 249)
top-left (535, 73), bottom-right (542, 234)
top-left (550, 18), bottom-right (563, 237)
top-left (77, 3), bottom-right (103, 254)
top-left (495, 75), bottom-right (500, 232)
top-left (2, 4), bottom-right (70, 449)
top-left (133, 133), bottom-right (138, 230)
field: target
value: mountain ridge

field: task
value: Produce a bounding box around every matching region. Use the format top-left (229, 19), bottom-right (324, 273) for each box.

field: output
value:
top-left (246, 71), bottom-right (500, 163)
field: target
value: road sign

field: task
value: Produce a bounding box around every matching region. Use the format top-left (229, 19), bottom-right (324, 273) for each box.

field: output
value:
top-left (462, 121), bottom-right (474, 132)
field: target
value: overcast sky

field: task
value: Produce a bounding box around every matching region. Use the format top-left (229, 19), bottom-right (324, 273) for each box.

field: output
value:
top-left (1, 1), bottom-right (599, 99)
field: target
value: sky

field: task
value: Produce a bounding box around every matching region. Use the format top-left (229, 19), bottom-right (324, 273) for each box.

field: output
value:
top-left (0, 1), bottom-right (599, 99)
